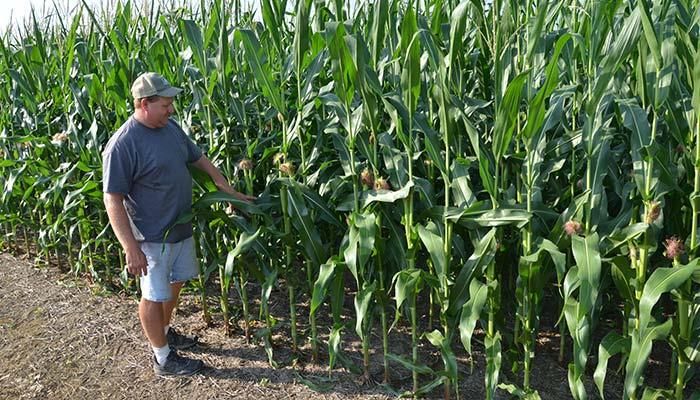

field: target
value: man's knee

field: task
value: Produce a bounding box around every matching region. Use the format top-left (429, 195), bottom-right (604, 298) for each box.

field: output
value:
top-left (140, 297), bottom-right (165, 310)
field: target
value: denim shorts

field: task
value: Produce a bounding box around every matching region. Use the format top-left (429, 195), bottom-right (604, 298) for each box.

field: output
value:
top-left (139, 236), bottom-right (199, 302)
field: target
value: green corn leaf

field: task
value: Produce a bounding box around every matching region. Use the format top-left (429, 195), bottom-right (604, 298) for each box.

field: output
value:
top-left (497, 383), bottom-right (542, 400)
top-left (422, 118), bottom-right (447, 177)
top-left (449, 228), bottom-right (497, 316)
top-left (293, 0), bottom-right (312, 77)
top-left (234, 29), bottom-right (285, 114)
top-left (593, 332), bottom-right (630, 399)
top-left (522, 33), bottom-right (571, 140)
top-left (385, 353), bottom-right (435, 375)
top-left (286, 183), bottom-right (326, 267)
top-left (520, 238), bottom-right (567, 283)
top-left (190, 165), bottom-right (223, 193)
top-left (369, 0), bottom-right (388, 65)
top-left (304, 190), bottom-right (342, 227)
top-left (414, 377), bottom-right (449, 397)
top-left (589, 8), bottom-right (642, 106)
top-left (259, 327), bottom-right (278, 368)
top-left (261, 0), bottom-right (284, 54)
top-left (563, 266), bottom-right (581, 301)
top-left (567, 362), bottom-right (588, 400)
top-left (325, 22), bottom-right (357, 106)
top-left (624, 319), bottom-right (673, 399)
top-left (618, 98), bottom-right (652, 197)
top-left (417, 223), bottom-right (446, 278)
top-left (328, 130), bottom-right (352, 178)
top-left (525, 0), bottom-right (548, 63)
top-left (485, 332), bottom-right (502, 400)
top-left (637, 0), bottom-right (662, 70)
top-left (354, 35), bottom-right (382, 134)
top-left (223, 228), bottom-right (262, 289)
top-left (193, 191), bottom-right (265, 216)
top-left (460, 208), bottom-right (532, 229)
top-left (394, 268), bottom-right (421, 310)
top-left (343, 211), bottom-right (376, 283)
top-left (328, 324), bottom-right (343, 371)
top-left (354, 281), bottom-right (376, 339)
top-left (451, 160), bottom-right (476, 207)
top-left (639, 260), bottom-right (700, 334)
top-left (294, 372), bottom-right (333, 393)
top-left (654, 3), bottom-right (678, 110)
top-left (400, 6), bottom-right (421, 116)
top-left (300, 49), bottom-right (328, 102)
top-left (602, 7), bottom-right (643, 74)
top-left (202, 259), bottom-right (222, 289)
top-left (624, 263), bottom-right (700, 398)
top-left (602, 223), bottom-right (648, 255)
top-left (215, 3), bottom-right (229, 90)
top-left (392, 268), bottom-right (423, 325)
top-left (382, 207), bottom-right (407, 263)
top-left (261, 267), bottom-right (278, 315)
top-left (179, 19), bottom-right (207, 74)
top-left (311, 258), bottom-right (341, 316)
top-left (362, 180), bottom-right (414, 207)
top-left (571, 233), bottom-right (602, 313)
top-left (494, 71), bottom-right (529, 160)
top-left (641, 388), bottom-right (673, 400)
top-left (427, 0), bottom-right (446, 35)
top-left (382, 94), bottom-right (412, 154)
top-left (424, 329), bottom-right (458, 388)
top-left (418, 28), bottom-right (444, 78)
top-left (477, 147), bottom-right (497, 200)
top-left (693, 45), bottom-right (700, 117)
top-left (652, 63), bottom-right (674, 110)
top-left (447, 1), bottom-right (469, 68)
top-left (610, 256), bottom-right (636, 304)
top-left (62, 8), bottom-right (81, 88)
top-left (459, 279), bottom-right (489, 357)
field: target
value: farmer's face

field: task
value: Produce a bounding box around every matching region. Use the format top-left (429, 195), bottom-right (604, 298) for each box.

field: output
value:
top-left (144, 97), bottom-right (174, 128)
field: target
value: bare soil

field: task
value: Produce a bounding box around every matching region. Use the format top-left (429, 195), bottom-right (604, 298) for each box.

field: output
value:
top-left (0, 251), bottom-right (691, 400)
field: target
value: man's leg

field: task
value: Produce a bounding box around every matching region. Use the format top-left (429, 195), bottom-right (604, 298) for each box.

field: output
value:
top-left (162, 238), bottom-right (200, 349)
top-left (140, 298), bottom-right (167, 347)
top-left (139, 241), bottom-right (203, 376)
top-left (162, 281), bottom-right (198, 350)
top-left (138, 241), bottom-right (172, 348)
top-left (162, 281), bottom-right (184, 327)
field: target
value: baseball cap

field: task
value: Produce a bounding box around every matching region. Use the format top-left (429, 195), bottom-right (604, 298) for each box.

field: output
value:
top-left (131, 72), bottom-right (183, 99)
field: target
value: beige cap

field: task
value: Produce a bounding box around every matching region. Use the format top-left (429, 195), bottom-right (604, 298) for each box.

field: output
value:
top-left (131, 72), bottom-right (183, 99)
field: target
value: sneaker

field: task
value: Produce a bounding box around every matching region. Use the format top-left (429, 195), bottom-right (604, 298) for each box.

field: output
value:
top-left (153, 350), bottom-right (204, 377)
top-left (167, 327), bottom-right (198, 350)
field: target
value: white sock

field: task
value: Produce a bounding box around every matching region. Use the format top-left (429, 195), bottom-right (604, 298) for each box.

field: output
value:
top-left (164, 325), bottom-right (170, 335)
top-left (153, 344), bottom-right (171, 365)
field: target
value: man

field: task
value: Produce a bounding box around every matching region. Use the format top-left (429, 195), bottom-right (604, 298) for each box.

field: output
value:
top-left (102, 72), bottom-right (254, 377)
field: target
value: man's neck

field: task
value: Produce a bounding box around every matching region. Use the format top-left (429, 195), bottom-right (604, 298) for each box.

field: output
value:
top-left (133, 111), bottom-right (157, 129)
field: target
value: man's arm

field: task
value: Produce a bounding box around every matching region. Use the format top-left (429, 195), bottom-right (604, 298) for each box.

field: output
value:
top-left (104, 192), bottom-right (147, 276)
top-left (190, 155), bottom-right (255, 202)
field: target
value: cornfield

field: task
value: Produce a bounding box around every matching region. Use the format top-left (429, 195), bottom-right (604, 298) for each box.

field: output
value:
top-left (1, 0), bottom-right (700, 398)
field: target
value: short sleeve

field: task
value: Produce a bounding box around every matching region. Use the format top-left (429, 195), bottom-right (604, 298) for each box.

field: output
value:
top-left (172, 120), bottom-right (202, 163)
top-left (185, 134), bottom-right (202, 163)
top-left (102, 140), bottom-right (134, 194)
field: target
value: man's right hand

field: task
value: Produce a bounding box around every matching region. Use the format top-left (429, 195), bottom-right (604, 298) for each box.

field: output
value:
top-left (125, 246), bottom-right (148, 276)
top-left (104, 193), bottom-right (148, 276)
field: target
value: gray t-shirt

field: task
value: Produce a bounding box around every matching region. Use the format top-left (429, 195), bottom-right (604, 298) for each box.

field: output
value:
top-left (102, 116), bottom-right (203, 243)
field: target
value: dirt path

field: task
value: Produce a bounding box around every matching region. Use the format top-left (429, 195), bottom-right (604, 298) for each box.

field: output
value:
top-left (0, 253), bottom-right (394, 400)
